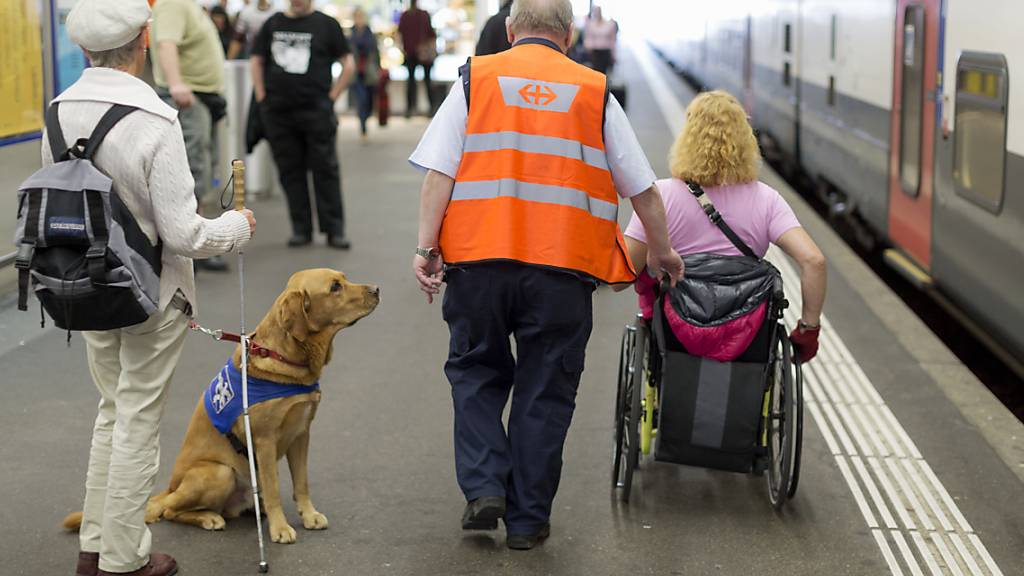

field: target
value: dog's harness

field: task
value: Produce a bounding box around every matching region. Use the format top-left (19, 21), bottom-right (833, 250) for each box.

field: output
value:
top-left (189, 320), bottom-right (309, 368)
top-left (203, 359), bottom-right (320, 464)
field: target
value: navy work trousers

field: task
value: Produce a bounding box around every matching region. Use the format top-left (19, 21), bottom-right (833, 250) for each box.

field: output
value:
top-left (442, 263), bottom-right (594, 534)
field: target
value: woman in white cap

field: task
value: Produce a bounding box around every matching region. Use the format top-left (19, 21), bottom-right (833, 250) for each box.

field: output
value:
top-left (57, 1), bottom-right (255, 575)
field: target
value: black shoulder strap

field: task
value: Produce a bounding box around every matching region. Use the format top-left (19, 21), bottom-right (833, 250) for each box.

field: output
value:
top-left (603, 83), bottom-right (610, 129)
top-left (45, 103), bottom-right (68, 161)
top-left (83, 105), bottom-right (137, 160)
top-left (459, 57), bottom-right (471, 111)
top-left (686, 181), bottom-right (758, 259)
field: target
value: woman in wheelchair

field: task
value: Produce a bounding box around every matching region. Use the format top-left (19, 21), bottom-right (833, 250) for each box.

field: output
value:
top-left (611, 91), bottom-right (827, 506)
top-left (621, 90), bottom-right (827, 362)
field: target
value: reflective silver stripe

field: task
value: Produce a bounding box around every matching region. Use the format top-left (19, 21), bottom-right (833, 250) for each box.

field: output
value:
top-left (464, 131), bottom-right (609, 171)
top-left (452, 179), bottom-right (618, 222)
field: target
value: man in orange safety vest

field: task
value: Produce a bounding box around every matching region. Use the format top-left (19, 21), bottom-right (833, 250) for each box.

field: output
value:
top-left (409, 0), bottom-right (683, 550)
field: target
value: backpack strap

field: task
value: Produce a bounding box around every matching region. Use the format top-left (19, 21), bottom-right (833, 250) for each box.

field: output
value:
top-left (686, 181), bottom-right (758, 259)
top-left (459, 57), bottom-right (471, 111)
top-left (15, 192), bottom-right (43, 311)
top-left (81, 105), bottom-right (135, 283)
top-left (82, 104), bottom-right (137, 160)
top-left (84, 190), bottom-right (109, 285)
top-left (45, 103), bottom-right (69, 161)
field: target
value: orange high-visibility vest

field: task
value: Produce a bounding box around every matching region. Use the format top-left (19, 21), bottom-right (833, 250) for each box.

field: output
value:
top-left (439, 40), bottom-right (636, 284)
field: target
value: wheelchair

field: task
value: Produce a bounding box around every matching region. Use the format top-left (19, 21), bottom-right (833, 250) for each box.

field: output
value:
top-left (611, 275), bottom-right (804, 509)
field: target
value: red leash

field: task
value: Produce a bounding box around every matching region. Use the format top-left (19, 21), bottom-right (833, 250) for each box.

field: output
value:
top-left (188, 320), bottom-right (308, 368)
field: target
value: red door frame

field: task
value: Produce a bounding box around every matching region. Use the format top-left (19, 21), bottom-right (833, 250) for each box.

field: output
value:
top-left (888, 0), bottom-right (939, 270)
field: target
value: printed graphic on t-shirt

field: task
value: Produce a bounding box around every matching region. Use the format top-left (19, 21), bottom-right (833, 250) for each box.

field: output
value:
top-left (271, 31), bottom-right (313, 74)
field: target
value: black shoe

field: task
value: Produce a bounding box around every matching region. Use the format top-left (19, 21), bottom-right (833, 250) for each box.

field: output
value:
top-left (327, 236), bottom-right (351, 250)
top-left (461, 496), bottom-right (506, 530)
top-left (507, 524), bottom-right (550, 550)
top-left (288, 234), bottom-right (312, 247)
top-left (195, 255), bottom-right (229, 272)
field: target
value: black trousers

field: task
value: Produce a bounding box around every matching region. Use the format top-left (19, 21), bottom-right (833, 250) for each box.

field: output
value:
top-left (404, 56), bottom-right (435, 116)
top-left (260, 99), bottom-right (345, 238)
top-left (590, 49), bottom-right (613, 75)
top-left (442, 263), bottom-right (594, 533)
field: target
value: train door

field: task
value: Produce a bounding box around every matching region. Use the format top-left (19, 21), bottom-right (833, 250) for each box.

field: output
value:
top-left (888, 0), bottom-right (940, 269)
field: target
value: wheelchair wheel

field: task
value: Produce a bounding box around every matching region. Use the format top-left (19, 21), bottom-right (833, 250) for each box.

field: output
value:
top-left (612, 319), bottom-right (646, 502)
top-left (766, 329), bottom-right (797, 509)
top-left (611, 325), bottom-right (633, 490)
top-left (787, 344), bottom-right (804, 500)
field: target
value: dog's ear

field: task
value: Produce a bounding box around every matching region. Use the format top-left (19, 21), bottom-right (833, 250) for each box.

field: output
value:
top-left (277, 289), bottom-right (312, 342)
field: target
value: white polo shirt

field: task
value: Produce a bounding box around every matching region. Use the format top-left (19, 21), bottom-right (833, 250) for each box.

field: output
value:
top-left (409, 80), bottom-right (656, 199)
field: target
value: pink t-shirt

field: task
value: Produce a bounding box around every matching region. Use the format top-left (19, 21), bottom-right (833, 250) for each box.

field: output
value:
top-left (624, 178), bottom-right (801, 259)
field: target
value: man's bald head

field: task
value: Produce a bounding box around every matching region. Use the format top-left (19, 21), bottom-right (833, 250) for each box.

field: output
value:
top-left (508, 0), bottom-right (573, 38)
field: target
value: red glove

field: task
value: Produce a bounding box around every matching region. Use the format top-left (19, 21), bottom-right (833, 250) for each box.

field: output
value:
top-left (789, 324), bottom-right (820, 363)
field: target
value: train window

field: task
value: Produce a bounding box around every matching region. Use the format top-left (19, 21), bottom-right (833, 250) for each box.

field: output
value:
top-left (899, 5), bottom-right (926, 196)
top-left (954, 52), bottom-right (1008, 213)
top-left (784, 23), bottom-right (791, 54)
top-left (828, 76), bottom-right (836, 107)
top-left (783, 62), bottom-right (791, 87)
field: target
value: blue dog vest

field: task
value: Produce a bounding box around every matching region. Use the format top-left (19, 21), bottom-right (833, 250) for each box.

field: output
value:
top-left (203, 359), bottom-right (320, 434)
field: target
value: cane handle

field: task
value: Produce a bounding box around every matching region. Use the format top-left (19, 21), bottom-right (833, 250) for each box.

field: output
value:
top-left (231, 159), bottom-right (246, 210)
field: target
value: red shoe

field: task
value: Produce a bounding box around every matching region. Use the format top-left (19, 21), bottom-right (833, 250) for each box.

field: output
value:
top-left (96, 553), bottom-right (177, 576)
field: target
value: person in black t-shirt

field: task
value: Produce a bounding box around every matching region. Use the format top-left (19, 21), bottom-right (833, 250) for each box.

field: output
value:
top-left (474, 0), bottom-right (513, 56)
top-left (251, 0), bottom-right (355, 249)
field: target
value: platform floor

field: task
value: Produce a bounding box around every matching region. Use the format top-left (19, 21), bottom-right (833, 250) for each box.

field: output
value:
top-left (0, 43), bottom-right (1021, 576)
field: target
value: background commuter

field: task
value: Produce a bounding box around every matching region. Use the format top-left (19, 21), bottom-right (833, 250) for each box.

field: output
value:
top-left (59, 1), bottom-right (255, 574)
top-left (410, 0), bottom-right (683, 551)
top-left (475, 0), bottom-right (513, 56)
top-left (228, 0), bottom-right (277, 59)
top-left (251, 0), bottom-right (355, 249)
top-left (582, 5), bottom-right (617, 74)
top-left (151, 0), bottom-right (231, 271)
top-left (209, 5), bottom-right (234, 55)
top-left (349, 7), bottom-right (381, 139)
top-left (397, 0), bottom-right (438, 117)
top-left (622, 90), bottom-right (827, 362)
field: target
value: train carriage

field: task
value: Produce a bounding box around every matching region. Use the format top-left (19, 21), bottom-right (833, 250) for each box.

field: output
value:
top-left (649, 0), bottom-right (1024, 366)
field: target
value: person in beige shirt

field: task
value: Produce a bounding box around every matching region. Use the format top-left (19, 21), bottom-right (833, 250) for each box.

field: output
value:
top-left (151, 0), bottom-right (230, 271)
top-left (59, 1), bottom-right (254, 574)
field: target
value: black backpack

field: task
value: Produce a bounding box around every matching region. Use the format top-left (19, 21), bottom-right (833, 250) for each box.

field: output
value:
top-left (14, 103), bottom-right (163, 331)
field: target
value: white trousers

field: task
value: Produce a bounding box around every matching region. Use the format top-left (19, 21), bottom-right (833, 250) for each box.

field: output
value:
top-left (79, 304), bottom-right (188, 573)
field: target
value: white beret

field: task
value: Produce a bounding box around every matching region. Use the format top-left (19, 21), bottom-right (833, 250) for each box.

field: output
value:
top-left (67, 0), bottom-right (151, 52)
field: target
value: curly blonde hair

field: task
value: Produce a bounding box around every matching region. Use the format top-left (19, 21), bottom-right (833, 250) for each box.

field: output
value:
top-left (669, 90), bottom-right (761, 187)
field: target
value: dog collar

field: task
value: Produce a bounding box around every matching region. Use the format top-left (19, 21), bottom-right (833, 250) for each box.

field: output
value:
top-left (188, 321), bottom-right (308, 368)
top-left (247, 337), bottom-right (309, 368)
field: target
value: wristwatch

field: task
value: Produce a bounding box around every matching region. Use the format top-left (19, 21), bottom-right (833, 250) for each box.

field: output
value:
top-left (416, 247), bottom-right (440, 260)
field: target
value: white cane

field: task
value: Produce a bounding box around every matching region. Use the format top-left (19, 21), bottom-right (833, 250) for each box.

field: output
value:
top-left (232, 160), bottom-right (270, 573)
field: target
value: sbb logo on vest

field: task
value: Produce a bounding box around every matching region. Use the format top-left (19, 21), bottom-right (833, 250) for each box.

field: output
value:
top-left (519, 83), bottom-right (557, 106)
top-left (497, 76), bottom-right (579, 113)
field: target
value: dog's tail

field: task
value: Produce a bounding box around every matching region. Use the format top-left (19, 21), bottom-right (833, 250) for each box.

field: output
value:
top-left (144, 490), bottom-right (171, 524)
top-left (62, 490), bottom-right (171, 531)
top-left (62, 511), bottom-right (83, 531)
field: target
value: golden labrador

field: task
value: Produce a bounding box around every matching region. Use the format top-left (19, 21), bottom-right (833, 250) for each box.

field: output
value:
top-left (64, 268), bottom-right (379, 544)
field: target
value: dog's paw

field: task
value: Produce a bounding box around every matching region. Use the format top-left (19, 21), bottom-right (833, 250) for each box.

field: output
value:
top-left (271, 523), bottom-right (297, 544)
top-left (201, 514), bottom-right (226, 531)
top-left (301, 511), bottom-right (329, 530)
